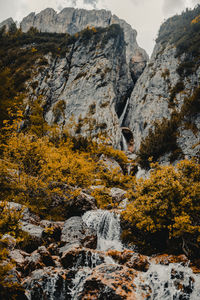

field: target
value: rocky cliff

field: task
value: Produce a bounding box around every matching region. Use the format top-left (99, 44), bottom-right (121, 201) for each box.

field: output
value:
top-left (124, 6), bottom-right (200, 166)
top-left (12, 8), bottom-right (147, 148)
top-left (1, 6), bottom-right (199, 160)
top-left (20, 8), bottom-right (148, 68)
top-left (26, 25), bottom-right (133, 148)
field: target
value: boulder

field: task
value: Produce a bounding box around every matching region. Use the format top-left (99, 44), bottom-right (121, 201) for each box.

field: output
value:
top-left (23, 246), bottom-right (55, 275)
top-left (65, 192), bottom-right (97, 218)
top-left (100, 155), bottom-right (123, 173)
top-left (21, 222), bottom-right (43, 239)
top-left (61, 246), bottom-right (104, 269)
top-left (1, 234), bottom-right (16, 250)
top-left (79, 263), bottom-right (138, 300)
top-left (0, 201), bottom-right (40, 224)
top-left (9, 249), bottom-right (29, 267)
top-left (109, 187), bottom-right (126, 203)
top-left (21, 222), bottom-right (44, 252)
top-left (107, 249), bottom-right (150, 272)
top-left (61, 216), bottom-right (97, 249)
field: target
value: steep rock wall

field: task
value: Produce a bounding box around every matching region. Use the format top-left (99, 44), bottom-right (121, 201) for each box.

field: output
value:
top-left (124, 7), bottom-right (200, 163)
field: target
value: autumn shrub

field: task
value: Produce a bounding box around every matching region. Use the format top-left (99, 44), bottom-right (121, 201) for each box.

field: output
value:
top-left (122, 159), bottom-right (200, 258)
top-left (91, 187), bottom-right (113, 209)
top-left (1, 130), bottom-right (99, 217)
top-left (137, 115), bottom-right (181, 169)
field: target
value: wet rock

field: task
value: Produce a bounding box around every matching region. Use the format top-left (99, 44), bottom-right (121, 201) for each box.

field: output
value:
top-left (107, 249), bottom-right (150, 272)
top-left (126, 253), bottom-right (150, 272)
top-left (61, 246), bottom-right (104, 269)
top-left (79, 263), bottom-right (138, 300)
top-left (151, 254), bottom-right (188, 266)
top-left (61, 216), bottom-right (97, 249)
top-left (23, 267), bottom-right (69, 300)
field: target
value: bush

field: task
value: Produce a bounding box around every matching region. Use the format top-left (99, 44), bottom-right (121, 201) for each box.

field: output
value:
top-left (137, 115), bottom-right (181, 168)
top-left (122, 160), bottom-right (200, 258)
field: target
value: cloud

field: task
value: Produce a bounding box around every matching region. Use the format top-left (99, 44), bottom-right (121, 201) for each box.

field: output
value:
top-left (191, 0), bottom-right (200, 6)
top-left (84, 0), bottom-right (98, 8)
top-left (0, 0), bottom-right (18, 21)
top-left (162, 0), bottom-right (186, 16)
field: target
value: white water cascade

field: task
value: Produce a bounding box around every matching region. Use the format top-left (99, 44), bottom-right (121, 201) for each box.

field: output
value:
top-left (119, 98), bottom-right (129, 126)
top-left (135, 263), bottom-right (200, 300)
top-left (28, 210), bottom-right (200, 299)
top-left (121, 134), bottom-right (128, 152)
top-left (82, 209), bottom-right (123, 252)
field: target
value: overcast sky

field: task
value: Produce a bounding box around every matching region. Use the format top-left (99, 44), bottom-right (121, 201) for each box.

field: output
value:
top-left (0, 0), bottom-right (199, 55)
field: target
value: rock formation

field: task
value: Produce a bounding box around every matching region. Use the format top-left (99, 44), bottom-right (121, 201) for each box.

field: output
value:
top-left (18, 8), bottom-right (148, 149)
top-left (20, 7), bottom-right (148, 69)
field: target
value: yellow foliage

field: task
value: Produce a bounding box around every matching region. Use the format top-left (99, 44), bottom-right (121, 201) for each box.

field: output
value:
top-left (191, 15), bottom-right (200, 24)
top-left (91, 187), bottom-right (113, 209)
top-left (122, 160), bottom-right (200, 252)
top-left (31, 47), bottom-right (37, 53)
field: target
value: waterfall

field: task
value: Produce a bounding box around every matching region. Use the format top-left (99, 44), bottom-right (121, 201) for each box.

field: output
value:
top-left (119, 98), bottom-right (129, 126)
top-left (70, 268), bottom-right (92, 300)
top-left (121, 134), bottom-right (128, 152)
top-left (82, 210), bottom-right (123, 252)
top-left (135, 263), bottom-right (200, 300)
top-left (26, 209), bottom-right (200, 299)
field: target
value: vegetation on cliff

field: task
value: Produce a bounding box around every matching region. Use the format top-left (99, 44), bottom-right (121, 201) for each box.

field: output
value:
top-left (157, 4), bottom-right (200, 77)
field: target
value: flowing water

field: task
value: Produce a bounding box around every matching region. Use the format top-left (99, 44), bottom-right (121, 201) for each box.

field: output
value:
top-left (27, 209), bottom-right (200, 299)
top-left (135, 263), bottom-right (200, 299)
top-left (82, 209), bottom-right (123, 251)
top-left (121, 134), bottom-right (128, 152)
top-left (119, 98), bottom-right (129, 126)
top-left (81, 210), bottom-right (200, 299)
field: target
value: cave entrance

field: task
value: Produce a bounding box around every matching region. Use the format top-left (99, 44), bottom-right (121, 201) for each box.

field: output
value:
top-left (121, 127), bottom-right (134, 152)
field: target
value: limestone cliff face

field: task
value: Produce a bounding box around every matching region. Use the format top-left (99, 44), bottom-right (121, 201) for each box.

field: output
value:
top-left (0, 17), bottom-right (15, 31)
top-left (123, 8), bottom-right (200, 162)
top-left (19, 8), bottom-right (148, 148)
top-left (20, 7), bottom-right (148, 82)
top-left (26, 25), bottom-right (133, 148)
